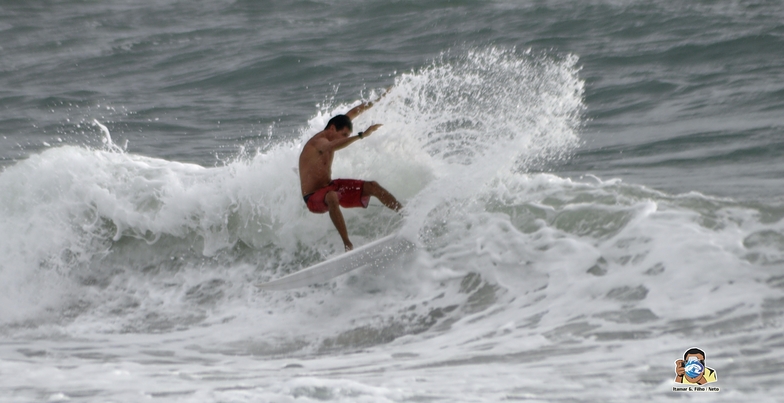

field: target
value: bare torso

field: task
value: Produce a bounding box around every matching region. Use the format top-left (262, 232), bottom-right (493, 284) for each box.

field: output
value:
top-left (299, 130), bottom-right (335, 196)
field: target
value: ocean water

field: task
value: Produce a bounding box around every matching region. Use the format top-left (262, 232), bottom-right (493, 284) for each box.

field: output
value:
top-left (1, 1), bottom-right (784, 402)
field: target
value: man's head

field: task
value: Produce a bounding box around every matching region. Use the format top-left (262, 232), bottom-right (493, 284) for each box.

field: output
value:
top-left (326, 115), bottom-right (353, 135)
top-left (683, 348), bottom-right (706, 364)
top-left (682, 348), bottom-right (706, 379)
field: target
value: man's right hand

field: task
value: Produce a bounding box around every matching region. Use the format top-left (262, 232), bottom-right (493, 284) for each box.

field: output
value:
top-left (674, 359), bottom-right (686, 382)
top-left (675, 360), bottom-right (685, 375)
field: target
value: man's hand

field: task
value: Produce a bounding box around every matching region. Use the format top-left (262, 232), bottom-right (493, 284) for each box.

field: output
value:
top-left (360, 124), bottom-right (383, 138)
top-left (674, 360), bottom-right (685, 383)
top-left (675, 360), bottom-right (685, 376)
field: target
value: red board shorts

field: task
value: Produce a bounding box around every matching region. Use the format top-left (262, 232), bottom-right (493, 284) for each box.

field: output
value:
top-left (303, 179), bottom-right (370, 214)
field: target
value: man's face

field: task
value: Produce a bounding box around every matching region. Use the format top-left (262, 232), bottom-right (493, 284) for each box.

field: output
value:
top-left (683, 353), bottom-right (706, 379)
top-left (340, 127), bottom-right (352, 137)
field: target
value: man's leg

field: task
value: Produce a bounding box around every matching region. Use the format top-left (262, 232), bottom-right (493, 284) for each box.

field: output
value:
top-left (363, 181), bottom-right (403, 212)
top-left (325, 190), bottom-right (353, 251)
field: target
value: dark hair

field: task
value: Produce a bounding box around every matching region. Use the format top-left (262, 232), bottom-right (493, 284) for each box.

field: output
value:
top-left (325, 114), bottom-right (352, 131)
top-left (684, 348), bottom-right (706, 362)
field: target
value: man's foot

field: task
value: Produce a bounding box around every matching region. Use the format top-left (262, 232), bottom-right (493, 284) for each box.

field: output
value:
top-left (344, 242), bottom-right (353, 252)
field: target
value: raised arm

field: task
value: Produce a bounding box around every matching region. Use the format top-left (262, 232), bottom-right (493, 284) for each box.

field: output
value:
top-left (326, 134), bottom-right (363, 152)
top-left (317, 124), bottom-right (384, 153)
top-left (345, 101), bottom-right (373, 120)
top-left (345, 86), bottom-right (393, 120)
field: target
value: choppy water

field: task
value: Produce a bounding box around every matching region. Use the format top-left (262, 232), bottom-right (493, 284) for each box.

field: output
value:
top-left (2, 1), bottom-right (784, 402)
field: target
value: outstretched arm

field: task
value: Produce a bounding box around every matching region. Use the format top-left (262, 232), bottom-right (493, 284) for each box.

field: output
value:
top-left (345, 87), bottom-right (393, 120)
top-left (345, 101), bottom-right (373, 120)
top-left (328, 135), bottom-right (363, 152)
top-left (354, 124), bottom-right (383, 140)
top-left (320, 124), bottom-right (384, 152)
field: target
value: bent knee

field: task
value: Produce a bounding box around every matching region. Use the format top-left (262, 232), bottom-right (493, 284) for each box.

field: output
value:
top-left (325, 190), bottom-right (339, 205)
top-left (364, 180), bottom-right (379, 192)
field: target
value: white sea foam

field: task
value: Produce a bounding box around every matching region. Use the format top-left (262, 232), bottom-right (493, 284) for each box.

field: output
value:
top-left (1, 47), bottom-right (783, 401)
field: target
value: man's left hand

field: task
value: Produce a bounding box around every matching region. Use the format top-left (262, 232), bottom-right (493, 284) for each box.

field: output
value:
top-left (360, 124), bottom-right (383, 138)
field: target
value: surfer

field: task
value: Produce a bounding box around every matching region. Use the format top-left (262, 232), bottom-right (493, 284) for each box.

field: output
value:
top-left (299, 98), bottom-right (403, 252)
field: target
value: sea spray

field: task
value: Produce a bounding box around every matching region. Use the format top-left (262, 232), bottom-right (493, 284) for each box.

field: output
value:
top-left (2, 48), bottom-right (781, 363)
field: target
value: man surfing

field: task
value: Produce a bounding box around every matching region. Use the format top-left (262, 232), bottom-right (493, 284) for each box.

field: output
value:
top-left (299, 98), bottom-right (402, 251)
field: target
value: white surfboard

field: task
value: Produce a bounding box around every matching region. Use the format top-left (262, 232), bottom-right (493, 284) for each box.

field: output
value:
top-left (255, 233), bottom-right (414, 291)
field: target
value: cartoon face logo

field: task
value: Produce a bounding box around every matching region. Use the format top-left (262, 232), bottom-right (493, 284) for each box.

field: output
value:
top-left (675, 348), bottom-right (717, 384)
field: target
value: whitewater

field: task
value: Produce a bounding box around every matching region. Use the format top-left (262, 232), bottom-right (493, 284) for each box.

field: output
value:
top-left (2, 1), bottom-right (784, 400)
top-left (2, 47), bottom-right (782, 402)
